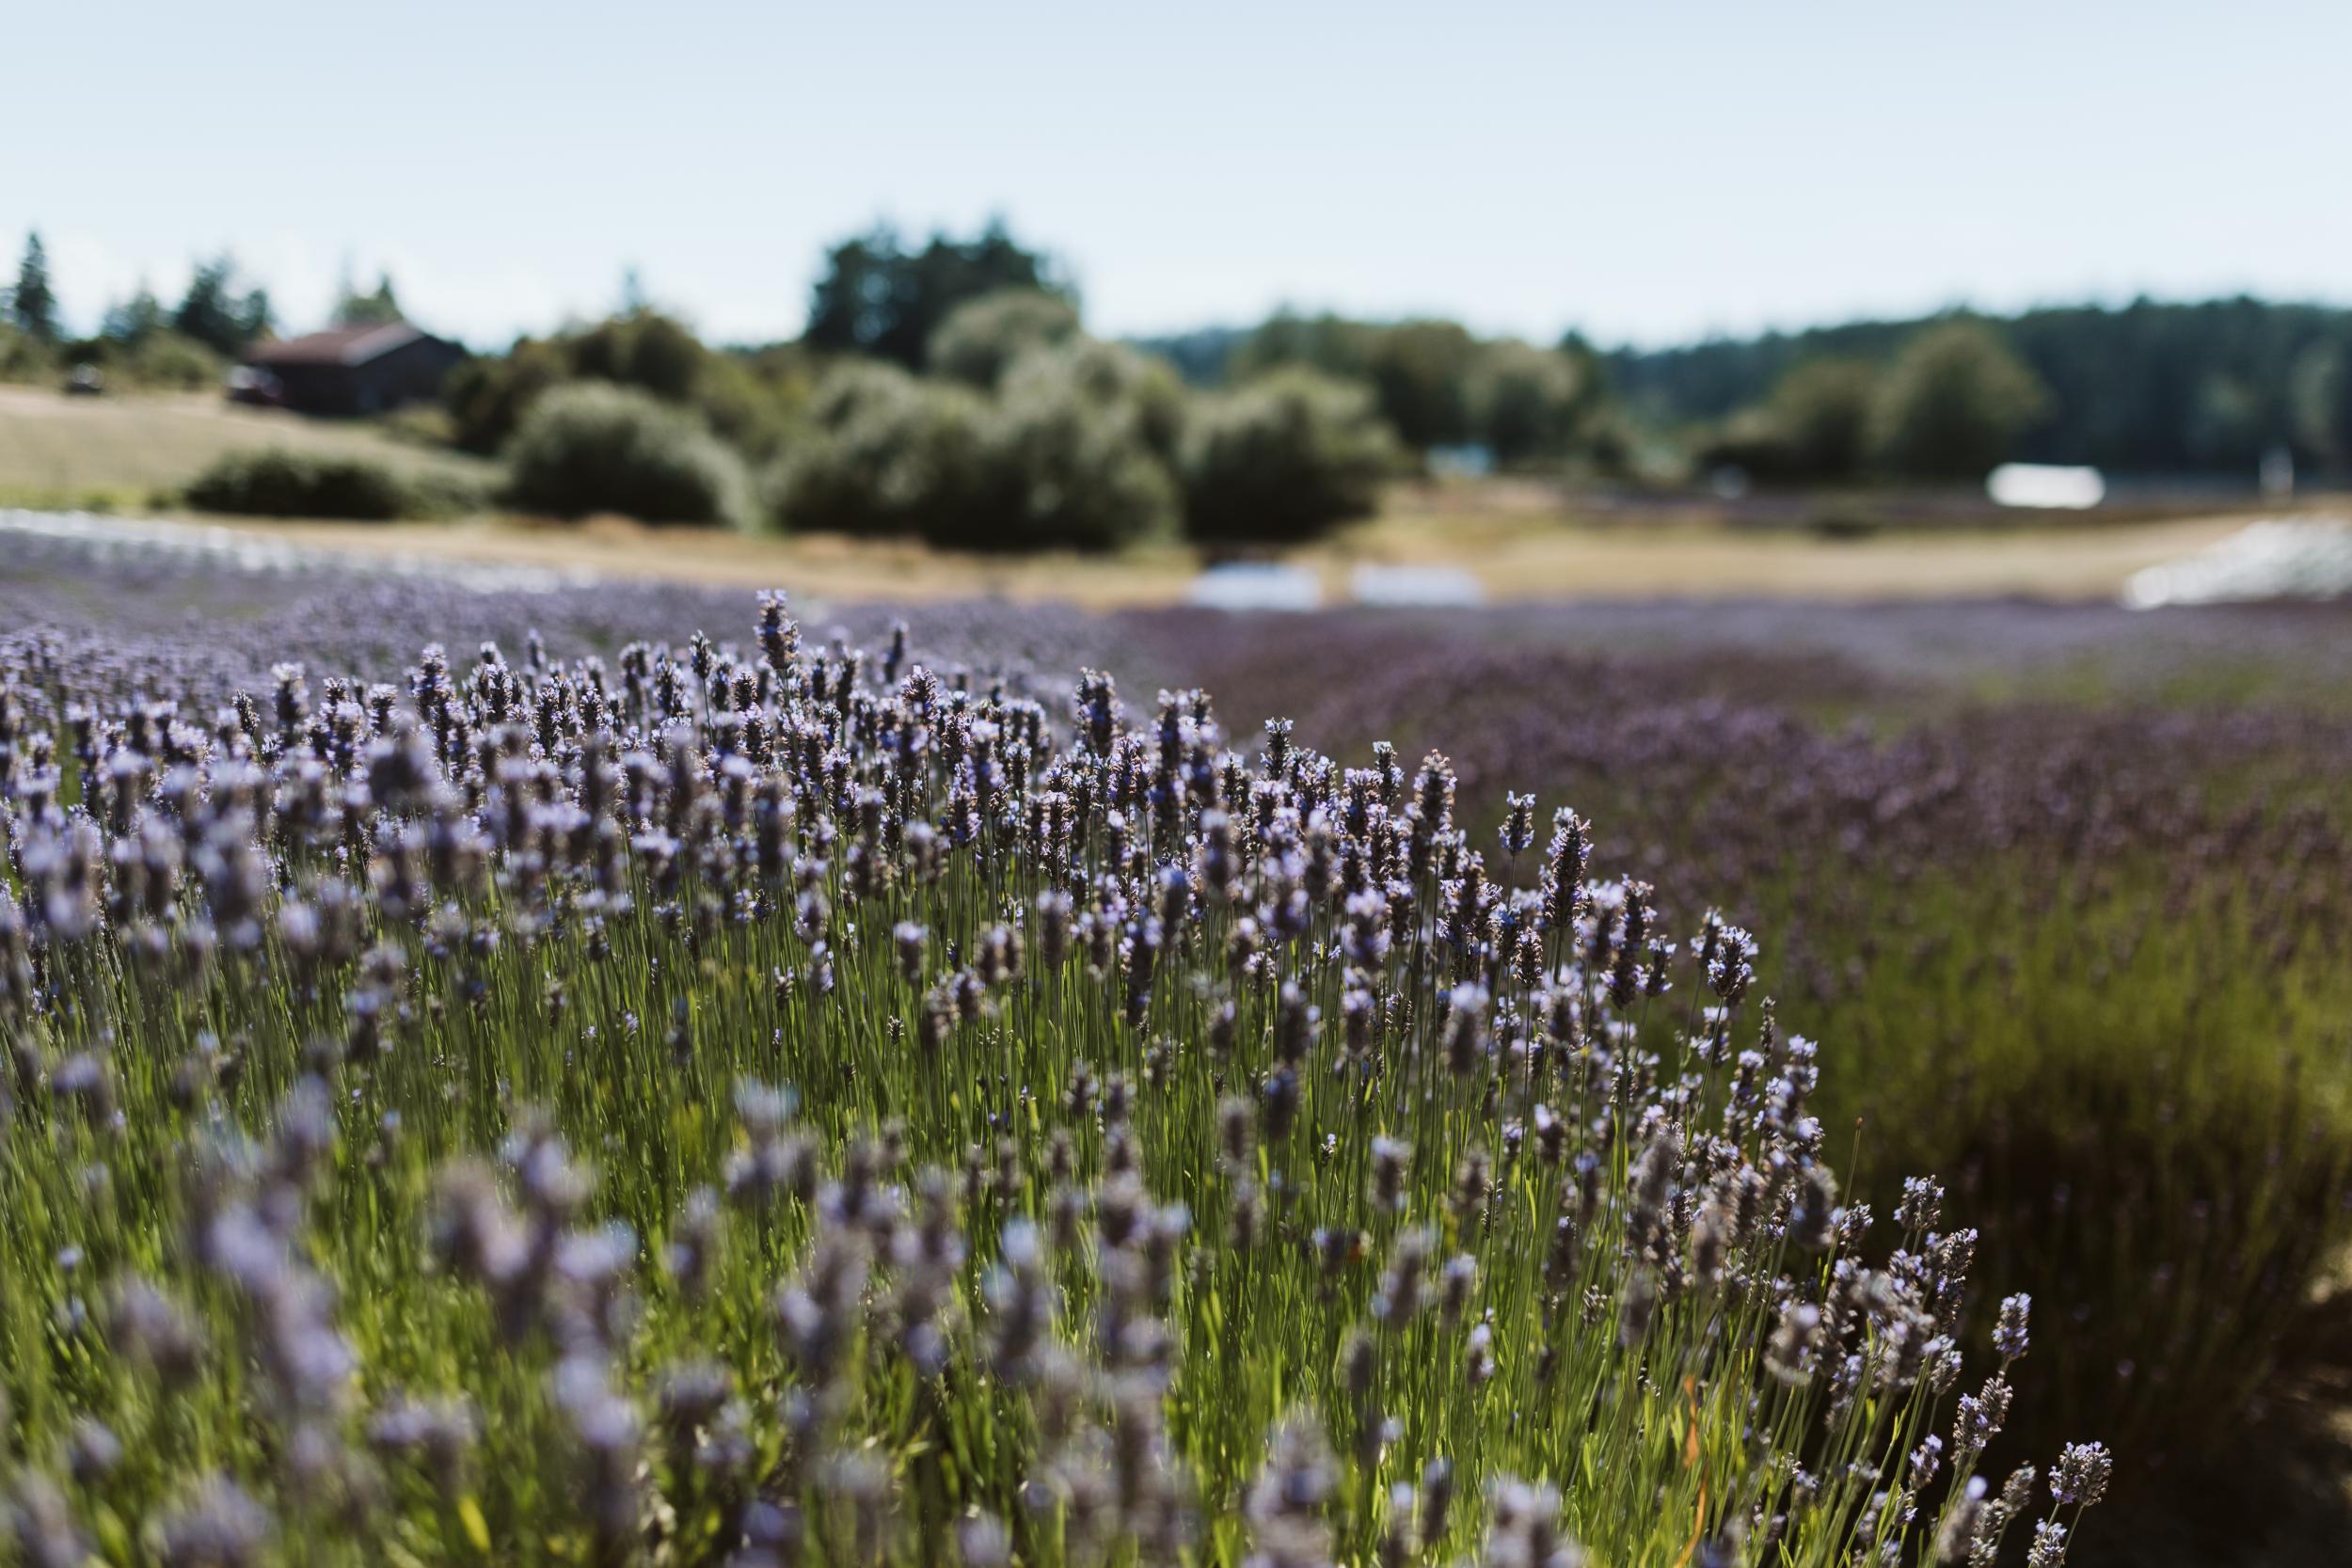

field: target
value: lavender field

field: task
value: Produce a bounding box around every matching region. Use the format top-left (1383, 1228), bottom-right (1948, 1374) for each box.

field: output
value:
top-left (2, 527), bottom-right (2348, 1566)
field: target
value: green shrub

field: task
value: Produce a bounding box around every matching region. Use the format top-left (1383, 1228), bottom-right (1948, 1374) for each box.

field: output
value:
top-left (1468, 340), bottom-right (1595, 466)
top-left (952, 347), bottom-right (1181, 552)
top-left (1868, 320), bottom-right (2049, 481)
top-left (375, 401), bottom-right (462, 450)
top-left (0, 321), bottom-right (53, 383)
top-left (1767, 357), bottom-right (1878, 480)
top-left (38, 331), bottom-right (221, 394)
top-left (447, 315), bottom-right (806, 465)
top-left (565, 310), bottom-right (706, 403)
top-left (183, 449), bottom-right (473, 520)
top-left (1236, 314), bottom-right (1481, 450)
top-left (771, 353), bottom-right (1184, 553)
top-left (1703, 358), bottom-right (1880, 483)
top-left (504, 382), bottom-right (755, 528)
top-left (764, 361), bottom-right (993, 540)
top-left (1178, 367), bottom-right (1398, 544)
top-left (694, 348), bottom-right (809, 462)
top-left (120, 329), bottom-right (225, 391)
top-left (926, 289), bottom-right (1082, 388)
top-left (445, 337), bottom-right (569, 454)
top-left (1008, 338), bottom-right (1187, 463)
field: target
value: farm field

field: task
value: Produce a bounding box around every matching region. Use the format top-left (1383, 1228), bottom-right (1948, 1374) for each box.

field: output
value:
top-left (14, 7), bottom-right (2352, 1562)
top-left (198, 501), bottom-right (2295, 606)
top-left (0, 388), bottom-right (495, 511)
top-left (0, 499), bottom-right (2297, 617)
top-left (3, 528), bottom-right (2349, 1566)
top-left (0, 389), bottom-right (2322, 606)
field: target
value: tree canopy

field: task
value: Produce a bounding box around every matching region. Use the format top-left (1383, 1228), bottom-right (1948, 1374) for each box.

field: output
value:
top-left (172, 254), bottom-right (274, 356)
top-left (804, 219), bottom-right (1070, 369)
top-left (8, 232), bottom-right (58, 342)
top-left (1865, 322), bottom-right (2049, 482)
top-left (333, 271), bottom-right (405, 327)
top-left (1613, 297), bottom-right (2352, 475)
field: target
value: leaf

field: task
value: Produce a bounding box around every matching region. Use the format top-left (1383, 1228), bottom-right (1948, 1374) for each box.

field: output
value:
top-left (1673, 1375), bottom-right (1708, 1568)
top-left (459, 1496), bottom-right (492, 1554)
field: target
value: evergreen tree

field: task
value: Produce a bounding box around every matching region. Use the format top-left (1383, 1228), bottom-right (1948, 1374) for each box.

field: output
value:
top-left (101, 281), bottom-right (167, 344)
top-left (174, 254), bottom-right (273, 356)
top-left (805, 218), bottom-right (1067, 368)
top-left (9, 231), bottom-right (59, 342)
top-left (333, 270), bottom-right (404, 326)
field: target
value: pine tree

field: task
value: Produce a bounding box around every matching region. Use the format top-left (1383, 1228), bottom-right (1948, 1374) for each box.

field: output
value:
top-left (174, 254), bottom-right (273, 356)
top-left (334, 269), bottom-right (403, 326)
top-left (9, 231), bottom-right (59, 342)
top-left (101, 281), bottom-right (167, 345)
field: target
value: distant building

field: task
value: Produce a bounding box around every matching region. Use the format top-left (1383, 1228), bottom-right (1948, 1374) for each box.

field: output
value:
top-left (237, 322), bottom-right (466, 417)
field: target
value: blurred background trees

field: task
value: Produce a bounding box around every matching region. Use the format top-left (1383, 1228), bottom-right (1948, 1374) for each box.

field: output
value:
top-left (331, 270), bottom-right (405, 327)
top-left (1613, 296), bottom-right (2352, 479)
top-left (1865, 320), bottom-right (2049, 480)
top-left (803, 218), bottom-right (1071, 368)
top-left (503, 381), bottom-right (755, 528)
top-left (926, 288), bottom-right (1083, 388)
top-left (1178, 368), bottom-right (1398, 545)
top-left (8, 231), bottom-right (59, 342)
top-left (170, 254), bottom-right (274, 357)
top-left (10, 217), bottom-right (2352, 543)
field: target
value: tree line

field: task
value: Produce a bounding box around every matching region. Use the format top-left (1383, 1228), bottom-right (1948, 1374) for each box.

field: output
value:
top-left (1608, 297), bottom-right (2352, 479)
top-left (0, 230), bottom-right (417, 392)
top-left (445, 234), bottom-right (1403, 546)
top-left (12, 220), bottom-right (2351, 546)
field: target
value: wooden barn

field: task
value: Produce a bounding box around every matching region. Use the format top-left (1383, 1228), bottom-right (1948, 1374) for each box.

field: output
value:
top-left (239, 322), bottom-right (466, 417)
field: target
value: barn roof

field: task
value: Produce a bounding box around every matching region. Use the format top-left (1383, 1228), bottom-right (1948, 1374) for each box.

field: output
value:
top-left (245, 322), bottom-right (435, 368)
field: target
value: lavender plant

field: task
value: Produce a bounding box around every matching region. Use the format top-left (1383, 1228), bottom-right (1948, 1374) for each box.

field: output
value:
top-left (1160, 608), bottom-right (2352, 1485)
top-left (0, 593), bottom-right (2106, 1566)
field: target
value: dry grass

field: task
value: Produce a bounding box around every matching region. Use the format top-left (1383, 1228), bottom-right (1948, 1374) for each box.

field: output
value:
top-left (0, 387), bottom-right (495, 508)
top-left (0, 388), bottom-right (2299, 603)
top-left (95, 496), bottom-right (2275, 608)
top-left (1313, 489), bottom-right (2266, 602)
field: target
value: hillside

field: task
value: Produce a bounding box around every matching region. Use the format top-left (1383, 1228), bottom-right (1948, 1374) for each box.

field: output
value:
top-left (0, 386), bottom-right (497, 509)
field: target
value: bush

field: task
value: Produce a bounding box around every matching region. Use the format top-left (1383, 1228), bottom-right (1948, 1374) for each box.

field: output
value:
top-left (446, 315), bottom-right (806, 465)
top-left (1178, 368), bottom-right (1398, 544)
top-left (565, 310), bottom-right (706, 403)
top-left (1868, 320), bottom-right (2049, 481)
top-left (1768, 357), bottom-right (1878, 479)
top-left (694, 348), bottom-right (810, 462)
top-left (926, 289), bottom-right (1082, 389)
top-left (764, 362), bottom-right (993, 539)
top-left (183, 449), bottom-right (474, 520)
top-left (1237, 315), bottom-right (1480, 451)
top-left (1702, 359), bottom-right (1878, 484)
top-left (0, 321), bottom-right (53, 383)
top-left (445, 338), bottom-right (569, 454)
top-left (1009, 338), bottom-right (1187, 465)
top-left (954, 347), bottom-right (1181, 551)
top-left (505, 382), bottom-right (755, 528)
top-left (120, 329), bottom-right (225, 391)
top-left (1468, 340), bottom-right (1593, 466)
top-left (771, 353), bottom-right (1183, 553)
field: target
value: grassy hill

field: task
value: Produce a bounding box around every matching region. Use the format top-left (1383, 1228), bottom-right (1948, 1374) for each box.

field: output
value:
top-left (0, 387), bottom-right (498, 511)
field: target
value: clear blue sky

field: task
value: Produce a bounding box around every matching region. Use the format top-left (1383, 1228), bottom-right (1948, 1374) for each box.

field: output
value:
top-left (4, 1), bottom-right (2346, 349)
